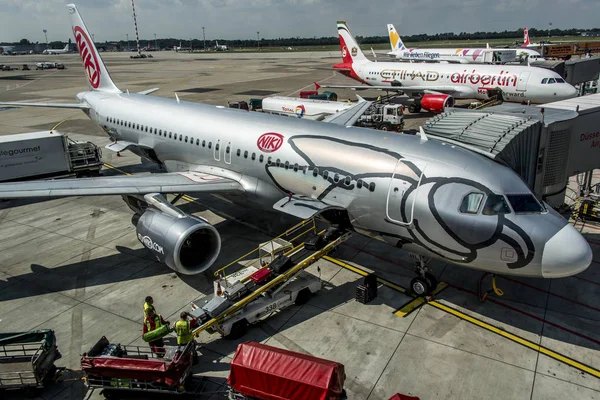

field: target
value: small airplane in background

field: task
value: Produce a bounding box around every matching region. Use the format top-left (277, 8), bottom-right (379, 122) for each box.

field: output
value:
top-left (522, 28), bottom-right (542, 48)
top-left (43, 44), bottom-right (70, 54)
top-left (214, 41), bottom-right (229, 51)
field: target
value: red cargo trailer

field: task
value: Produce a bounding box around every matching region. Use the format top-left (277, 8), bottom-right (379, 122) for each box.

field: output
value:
top-left (228, 341), bottom-right (346, 400)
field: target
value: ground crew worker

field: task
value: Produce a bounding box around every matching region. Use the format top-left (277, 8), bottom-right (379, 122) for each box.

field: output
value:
top-left (143, 308), bottom-right (169, 357)
top-left (144, 296), bottom-right (155, 318)
top-left (175, 311), bottom-right (198, 346)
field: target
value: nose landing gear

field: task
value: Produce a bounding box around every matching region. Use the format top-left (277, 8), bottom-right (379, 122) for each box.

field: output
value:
top-left (409, 255), bottom-right (437, 296)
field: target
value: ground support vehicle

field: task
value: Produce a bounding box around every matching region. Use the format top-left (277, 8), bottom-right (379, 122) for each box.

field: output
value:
top-left (81, 336), bottom-right (205, 398)
top-left (0, 329), bottom-right (61, 393)
top-left (227, 341), bottom-right (346, 400)
top-left (0, 131), bottom-right (102, 182)
top-left (189, 219), bottom-right (352, 340)
top-left (355, 103), bottom-right (404, 131)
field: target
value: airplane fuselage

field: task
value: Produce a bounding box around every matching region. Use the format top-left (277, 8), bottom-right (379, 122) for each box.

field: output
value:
top-left (81, 90), bottom-right (588, 278)
top-left (342, 61), bottom-right (576, 103)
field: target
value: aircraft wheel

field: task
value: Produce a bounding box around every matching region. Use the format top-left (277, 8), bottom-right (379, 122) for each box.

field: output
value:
top-left (225, 319), bottom-right (248, 340)
top-left (410, 277), bottom-right (431, 297)
top-left (425, 273), bottom-right (438, 291)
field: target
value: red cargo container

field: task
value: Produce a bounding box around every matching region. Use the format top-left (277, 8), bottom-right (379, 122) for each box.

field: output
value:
top-left (229, 341), bottom-right (345, 400)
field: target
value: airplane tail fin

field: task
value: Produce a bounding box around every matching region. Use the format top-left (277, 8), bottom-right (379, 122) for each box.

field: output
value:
top-left (64, 44), bottom-right (69, 51)
top-left (67, 4), bottom-right (120, 93)
top-left (387, 24), bottom-right (406, 51)
top-left (523, 27), bottom-right (530, 47)
top-left (337, 21), bottom-right (369, 64)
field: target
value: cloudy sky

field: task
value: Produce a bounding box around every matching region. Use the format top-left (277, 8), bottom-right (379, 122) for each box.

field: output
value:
top-left (1, 0), bottom-right (599, 43)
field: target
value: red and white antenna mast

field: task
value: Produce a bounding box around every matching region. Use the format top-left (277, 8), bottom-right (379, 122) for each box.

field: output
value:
top-left (131, 0), bottom-right (141, 56)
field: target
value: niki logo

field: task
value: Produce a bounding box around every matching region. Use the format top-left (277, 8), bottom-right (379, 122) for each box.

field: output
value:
top-left (257, 132), bottom-right (284, 153)
top-left (295, 105), bottom-right (305, 118)
top-left (138, 233), bottom-right (164, 255)
top-left (73, 26), bottom-right (100, 89)
top-left (341, 46), bottom-right (347, 58)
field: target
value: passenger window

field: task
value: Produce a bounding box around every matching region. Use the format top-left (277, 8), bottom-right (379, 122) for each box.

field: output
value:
top-left (159, 129), bottom-right (162, 135)
top-left (293, 163), bottom-right (298, 171)
top-left (482, 194), bottom-right (511, 215)
top-left (154, 128), bottom-right (157, 134)
top-left (252, 153), bottom-right (256, 161)
top-left (216, 143), bottom-right (219, 151)
top-left (541, 78), bottom-right (548, 84)
top-left (284, 161), bottom-right (289, 169)
top-left (459, 192), bottom-right (484, 214)
top-left (136, 124), bottom-right (139, 130)
top-left (169, 132), bottom-right (172, 138)
top-left (179, 134), bottom-right (182, 141)
top-left (259, 155), bottom-right (264, 163)
top-left (128, 122), bottom-right (131, 128)
top-left (313, 168), bottom-right (319, 177)
top-left (267, 157), bottom-right (272, 165)
top-left (236, 149), bottom-right (241, 156)
top-left (344, 176), bottom-right (351, 185)
top-left (323, 171), bottom-right (329, 179)
top-left (208, 142), bottom-right (212, 149)
top-left (185, 136), bottom-right (188, 143)
top-left (202, 140), bottom-right (206, 147)
top-left (334, 174), bottom-right (339, 183)
top-left (244, 151), bottom-right (248, 159)
top-left (196, 139), bottom-right (199, 145)
top-left (506, 194), bottom-right (544, 213)
top-left (226, 146), bottom-right (231, 154)
top-left (276, 159), bottom-right (281, 167)
top-left (357, 179), bottom-right (363, 189)
top-left (369, 182), bottom-right (376, 192)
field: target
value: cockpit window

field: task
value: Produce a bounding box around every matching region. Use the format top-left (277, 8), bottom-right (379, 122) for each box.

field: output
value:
top-left (459, 192), bottom-right (484, 214)
top-left (548, 78), bottom-right (556, 84)
top-left (482, 194), bottom-right (511, 215)
top-left (541, 78), bottom-right (548, 84)
top-left (506, 194), bottom-right (544, 213)
top-left (555, 78), bottom-right (565, 83)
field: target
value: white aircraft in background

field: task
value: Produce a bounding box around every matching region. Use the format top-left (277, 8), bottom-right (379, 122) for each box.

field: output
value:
top-left (43, 44), bottom-right (70, 54)
top-left (387, 24), bottom-right (543, 64)
top-left (322, 21), bottom-right (575, 113)
top-left (522, 28), bottom-right (542, 48)
top-left (214, 41), bottom-right (229, 51)
top-left (0, 5), bottom-right (591, 297)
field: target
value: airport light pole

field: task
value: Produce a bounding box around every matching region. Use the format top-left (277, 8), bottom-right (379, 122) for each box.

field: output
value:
top-left (154, 33), bottom-right (157, 51)
top-left (202, 27), bottom-right (206, 51)
top-left (548, 22), bottom-right (552, 38)
top-left (43, 29), bottom-right (48, 48)
top-left (126, 33), bottom-right (129, 51)
top-left (257, 31), bottom-right (259, 50)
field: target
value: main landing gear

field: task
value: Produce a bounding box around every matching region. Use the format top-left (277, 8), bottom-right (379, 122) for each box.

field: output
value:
top-left (409, 255), bottom-right (437, 296)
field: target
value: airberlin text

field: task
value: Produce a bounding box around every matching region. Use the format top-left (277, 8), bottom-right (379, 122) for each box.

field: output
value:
top-left (380, 69), bottom-right (518, 87)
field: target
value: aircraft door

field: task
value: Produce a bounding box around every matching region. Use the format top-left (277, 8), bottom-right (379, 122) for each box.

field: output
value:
top-left (386, 158), bottom-right (426, 226)
top-left (517, 71), bottom-right (530, 91)
top-left (213, 139), bottom-right (221, 162)
top-left (224, 141), bottom-right (232, 164)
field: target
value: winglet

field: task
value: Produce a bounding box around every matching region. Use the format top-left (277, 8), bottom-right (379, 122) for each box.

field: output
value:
top-left (356, 94), bottom-right (366, 103)
top-left (418, 126), bottom-right (429, 142)
top-left (175, 93), bottom-right (180, 103)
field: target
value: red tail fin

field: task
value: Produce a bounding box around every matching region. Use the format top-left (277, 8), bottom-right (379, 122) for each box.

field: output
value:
top-left (314, 82), bottom-right (321, 91)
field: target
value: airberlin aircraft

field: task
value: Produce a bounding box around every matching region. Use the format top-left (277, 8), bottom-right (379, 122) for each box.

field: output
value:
top-left (0, 5), bottom-right (592, 296)
top-left (322, 21), bottom-right (576, 113)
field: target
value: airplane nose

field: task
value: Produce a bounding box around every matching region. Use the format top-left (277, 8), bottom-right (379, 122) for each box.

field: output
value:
top-left (563, 84), bottom-right (578, 99)
top-left (541, 223), bottom-right (592, 278)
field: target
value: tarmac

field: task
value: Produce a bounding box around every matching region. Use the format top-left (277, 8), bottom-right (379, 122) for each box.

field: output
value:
top-left (0, 51), bottom-right (599, 400)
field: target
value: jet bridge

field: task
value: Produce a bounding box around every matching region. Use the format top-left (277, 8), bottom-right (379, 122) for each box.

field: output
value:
top-left (423, 93), bottom-right (600, 207)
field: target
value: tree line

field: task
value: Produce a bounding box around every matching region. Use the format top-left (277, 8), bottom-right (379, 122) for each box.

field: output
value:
top-left (7, 27), bottom-right (600, 49)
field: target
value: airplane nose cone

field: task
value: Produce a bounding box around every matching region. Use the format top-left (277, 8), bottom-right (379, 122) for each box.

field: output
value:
top-left (541, 223), bottom-right (592, 278)
top-left (563, 84), bottom-right (578, 99)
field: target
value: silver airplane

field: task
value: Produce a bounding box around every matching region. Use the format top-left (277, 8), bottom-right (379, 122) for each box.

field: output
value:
top-left (0, 4), bottom-right (592, 296)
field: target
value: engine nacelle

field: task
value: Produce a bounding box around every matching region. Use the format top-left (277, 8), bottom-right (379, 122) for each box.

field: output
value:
top-left (420, 94), bottom-right (455, 114)
top-left (135, 209), bottom-right (221, 275)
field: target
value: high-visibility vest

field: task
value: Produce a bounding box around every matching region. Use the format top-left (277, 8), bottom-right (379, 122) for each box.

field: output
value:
top-left (145, 315), bottom-right (163, 332)
top-left (175, 320), bottom-right (193, 345)
top-left (144, 302), bottom-right (155, 317)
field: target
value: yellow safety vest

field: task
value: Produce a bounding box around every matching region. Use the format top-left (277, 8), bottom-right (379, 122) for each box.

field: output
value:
top-left (144, 302), bottom-right (155, 318)
top-left (175, 320), bottom-right (193, 345)
top-left (145, 315), bottom-right (163, 332)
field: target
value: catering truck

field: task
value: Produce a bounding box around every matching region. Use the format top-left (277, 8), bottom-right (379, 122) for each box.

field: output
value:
top-left (0, 131), bottom-right (102, 182)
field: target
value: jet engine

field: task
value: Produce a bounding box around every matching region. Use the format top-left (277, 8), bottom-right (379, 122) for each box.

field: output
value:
top-left (420, 94), bottom-right (455, 114)
top-left (133, 207), bottom-right (221, 275)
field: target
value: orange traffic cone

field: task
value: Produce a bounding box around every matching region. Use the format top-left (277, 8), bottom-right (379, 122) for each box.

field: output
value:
top-left (216, 281), bottom-right (223, 296)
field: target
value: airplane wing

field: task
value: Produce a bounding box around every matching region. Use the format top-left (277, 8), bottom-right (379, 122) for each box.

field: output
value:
top-left (322, 96), bottom-right (373, 127)
top-left (273, 195), bottom-right (344, 219)
top-left (0, 171), bottom-right (243, 199)
top-left (0, 101), bottom-right (89, 109)
top-left (319, 84), bottom-right (470, 96)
